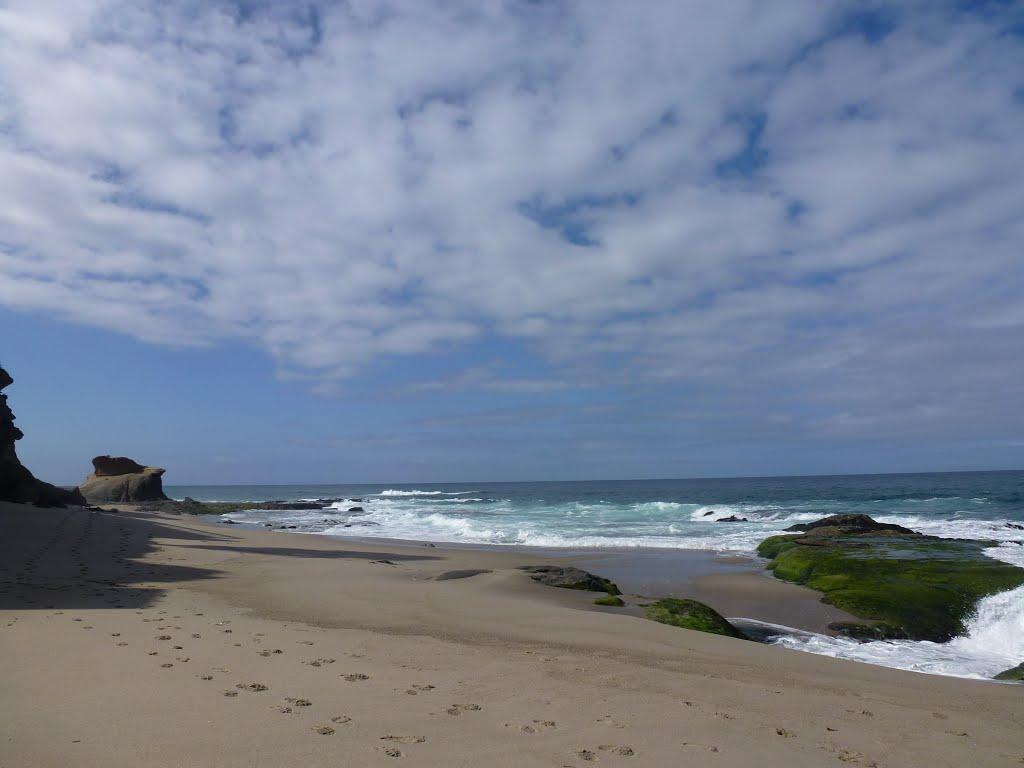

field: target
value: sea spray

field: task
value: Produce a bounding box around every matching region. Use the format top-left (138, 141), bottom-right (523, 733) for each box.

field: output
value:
top-left (768, 584), bottom-right (1024, 680)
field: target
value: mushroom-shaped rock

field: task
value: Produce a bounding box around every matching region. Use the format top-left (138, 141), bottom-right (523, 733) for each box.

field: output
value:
top-left (78, 455), bottom-right (169, 503)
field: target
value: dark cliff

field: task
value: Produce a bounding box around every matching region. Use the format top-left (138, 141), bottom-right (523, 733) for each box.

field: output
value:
top-left (0, 366), bottom-right (84, 507)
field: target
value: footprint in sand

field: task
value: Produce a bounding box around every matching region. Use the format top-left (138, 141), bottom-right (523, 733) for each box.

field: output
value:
top-left (223, 690), bottom-right (239, 697)
top-left (236, 682), bottom-right (269, 692)
top-left (160, 663), bottom-right (174, 668)
top-left (406, 684), bottom-right (435, 695)
top-left (447, 703), bottom-right (482, 715)
top-left (277, 706), bottom-right (293, 714)
top-left (331, 716), bottom-right (352, 724)
top-left (312, 726), bottom-right (335, 736)
top-left (681, 742), bottom-right (719, 753)
top-left (342, 673), bottom-right (369, 682)
top-left (599, 744), bottom-right (635, 756)
top-left (381, 747), bottom-right (403, 758)
top-left (305, 658), bottom-right (335, 667)
top-left (285, 697), bottom-right (312, 707)
top-left (381, 735), bottom-right (426, 744)
top-left (199, 675), bottom-right (214, 681)
top-left (575, 749), bottom-right (597, 761)
top-left (515, 720), bottom-right (557, 733)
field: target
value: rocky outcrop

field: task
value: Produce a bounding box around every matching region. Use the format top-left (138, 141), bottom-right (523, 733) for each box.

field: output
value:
top-left (0, 366), bottom-right (84, 507)
top-left (757, 515), bottom-right (1024, 642)
top-left (783, 513), bottom-right (915, 536)
top-left (520, 565), bottom-right (621, 595)
top-left (994, 662), bottom-right (1024, 681)
top-left (78, 455), bottom-right (169, 503)
top-left (644, 598), bottom-right (747, 639)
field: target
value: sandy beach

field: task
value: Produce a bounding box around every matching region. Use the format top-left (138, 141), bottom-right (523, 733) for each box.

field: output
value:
top-left (2, 501), bottom-right (1022, 768)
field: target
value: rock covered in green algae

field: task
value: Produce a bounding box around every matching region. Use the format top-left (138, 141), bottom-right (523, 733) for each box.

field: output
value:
top-left (756, 516), bottom-right (1024, 642)
top-left (644, 598), bottom-right (747, 639)
top-left (994, 662), bottom-right (1024, 681)
top-left (593, 595), bottom-right (625, 607)
top-left (519, 566), bottom-right (621, 595)
top-left (783, 513), bottom-right (916, 535)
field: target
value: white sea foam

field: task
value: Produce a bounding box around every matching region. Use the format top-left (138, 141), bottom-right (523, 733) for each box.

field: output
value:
top-left (375, 489), bottom-right (476, 497)
top-left (633, 501), bottom-right (685, 512)
top-left (768, 584), bottom-right (1024, 680)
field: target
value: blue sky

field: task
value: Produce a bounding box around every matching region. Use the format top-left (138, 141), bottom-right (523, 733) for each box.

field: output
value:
top-left (1, 1), bottom-right (1022, 485)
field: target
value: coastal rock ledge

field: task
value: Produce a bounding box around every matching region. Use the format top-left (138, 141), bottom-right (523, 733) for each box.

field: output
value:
top-left (78, 455), bottom-right (169, 503)
top-left (0, 366), bottom-right (84, 507)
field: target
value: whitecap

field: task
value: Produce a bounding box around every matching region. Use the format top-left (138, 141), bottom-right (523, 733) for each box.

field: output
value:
top-left (768, 584), bottom-right (1024, 680)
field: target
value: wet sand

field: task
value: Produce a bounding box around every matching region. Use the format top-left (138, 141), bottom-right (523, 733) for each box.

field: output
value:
top-left (2, 501), bottom-right (1022, 767)
top-left (572, 549), bottom-right (860, 633)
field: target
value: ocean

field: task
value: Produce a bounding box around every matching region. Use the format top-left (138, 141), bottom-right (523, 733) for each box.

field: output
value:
top-left (166, 470), bottom-right (1024, 680)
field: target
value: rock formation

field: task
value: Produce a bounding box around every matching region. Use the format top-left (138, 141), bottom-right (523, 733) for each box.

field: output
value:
top-left (0, 366), bottom-right (84, 507)
top-left (757, 515), bottom-right (1024, 642)
top-left (783, 513), bottom-right (916, 536)
top-left (644, 598), bottom-right (748, 639)
top-left (78, 455), bottom-right (169, 503)
top-left (519, 565), bottom-right (621, 595)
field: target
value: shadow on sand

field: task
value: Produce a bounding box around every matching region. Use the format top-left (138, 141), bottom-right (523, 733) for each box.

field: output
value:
top-left (0, 505), bottom-right (440, 613)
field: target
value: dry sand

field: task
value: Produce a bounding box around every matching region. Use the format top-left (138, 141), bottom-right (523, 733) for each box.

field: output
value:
top-left (1, 501), bottom-right (1021, 767)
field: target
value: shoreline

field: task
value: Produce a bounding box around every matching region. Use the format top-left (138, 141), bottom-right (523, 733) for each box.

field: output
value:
top-left (3, 501), bottom-right (1023, 767)
top-left (195, 511), bottom-right (862, 635)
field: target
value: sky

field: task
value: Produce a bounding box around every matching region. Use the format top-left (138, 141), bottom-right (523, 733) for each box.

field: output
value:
top-left (1, 0), bottom-right (1023, 485)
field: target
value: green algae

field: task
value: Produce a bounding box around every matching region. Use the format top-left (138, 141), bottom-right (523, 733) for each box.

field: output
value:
top-left (757, 533), bottom-right (1024, 642)
top-left (994, 662), bottom-right (1024, 681)
top-left (593, 595), bottom-right (625, 607)
top-left (644, 598), bottom-right (746, 639)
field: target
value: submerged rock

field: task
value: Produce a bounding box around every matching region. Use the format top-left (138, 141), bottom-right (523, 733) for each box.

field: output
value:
top-left (520, 566), bottom-right (621, 595)
top-left (0, 366), bottom-right (84, 507)
top-left (348, 506), bottom-right (365, 512)
top-left (994, 662), bottom-right (1024, 681)
top-left (644, 598), bottom-right (747, 639)
top-left (78, 455), bottom-right (168, 503)
top-left (757, 514), bottom-right (1024, 642)
top-left (716, 515), bottom-right (748, 522)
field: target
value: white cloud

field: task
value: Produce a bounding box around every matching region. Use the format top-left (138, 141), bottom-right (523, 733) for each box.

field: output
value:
top-left (0, 0), bottom-right (1022, 436)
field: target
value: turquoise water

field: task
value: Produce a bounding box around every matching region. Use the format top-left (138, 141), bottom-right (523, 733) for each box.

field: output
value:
top-left (167, 471), bottom-right (1024, 562)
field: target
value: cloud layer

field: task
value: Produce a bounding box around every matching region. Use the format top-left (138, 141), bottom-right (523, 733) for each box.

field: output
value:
top-left (1, 1), bottom-right (1022, 441)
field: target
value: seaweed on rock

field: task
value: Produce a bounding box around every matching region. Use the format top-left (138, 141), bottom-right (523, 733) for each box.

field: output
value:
top-left (644, 598), bottom-right (746, 639)
top-left (756, 518), bottom-right (1024, 642)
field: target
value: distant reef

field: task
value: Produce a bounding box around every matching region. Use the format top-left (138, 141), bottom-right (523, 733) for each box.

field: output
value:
top-left (0, 366), bottom-right (84, 507)
top-left (79, 455), bottom-right (169, 503)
